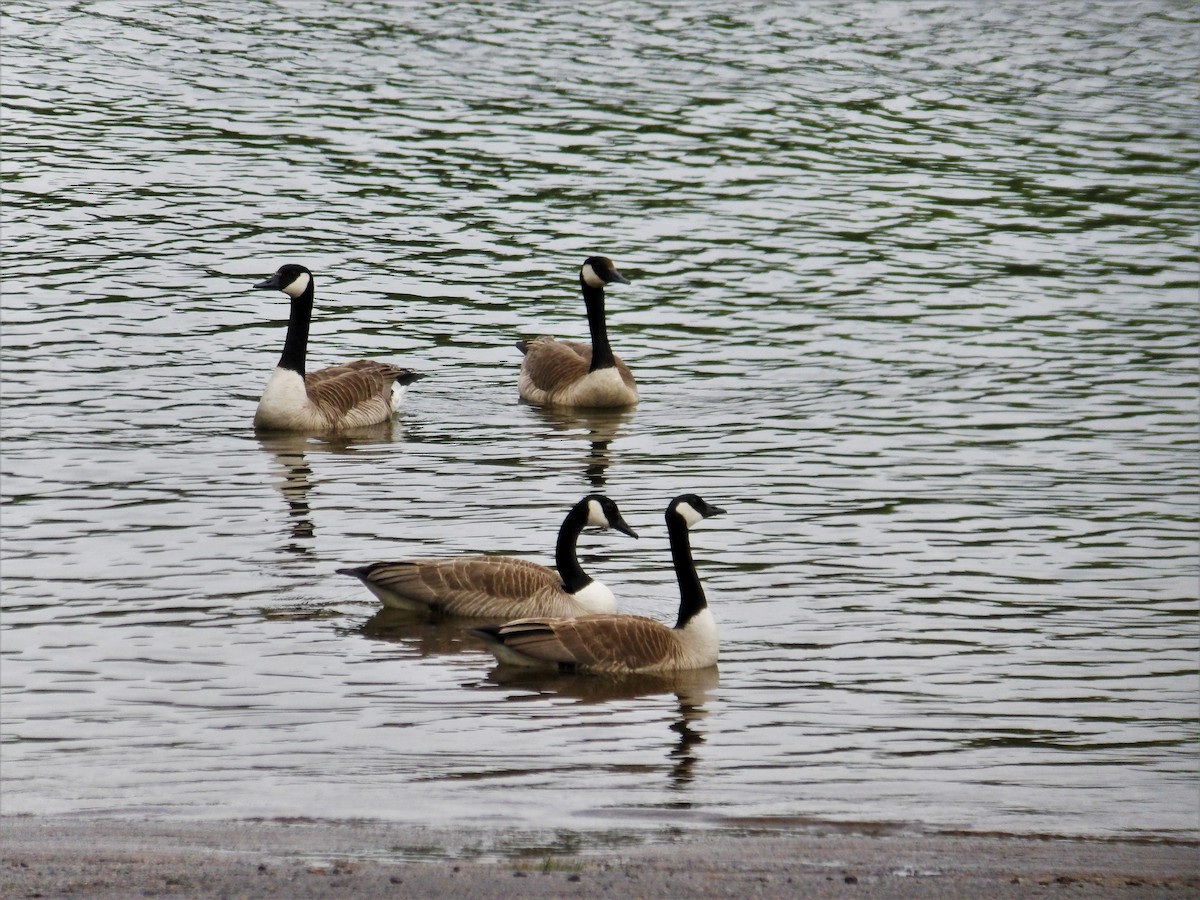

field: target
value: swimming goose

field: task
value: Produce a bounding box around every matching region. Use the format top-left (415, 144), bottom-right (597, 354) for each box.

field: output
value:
top-left (468, 493), bottom-right (724, 674)
top-left (517, 256), bottom-right (638, 408)
top-left (336, 494), bottom-right (637, 619)
top-left (252, 263), bottom-right (423, 433)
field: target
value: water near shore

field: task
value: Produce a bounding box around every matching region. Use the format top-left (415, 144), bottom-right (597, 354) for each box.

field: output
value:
top-left (2, 1), bottom-right (1196, 839)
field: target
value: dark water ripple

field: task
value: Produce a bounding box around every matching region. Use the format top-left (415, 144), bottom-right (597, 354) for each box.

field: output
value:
top-left (2, 0), bottom-right (1196, 838)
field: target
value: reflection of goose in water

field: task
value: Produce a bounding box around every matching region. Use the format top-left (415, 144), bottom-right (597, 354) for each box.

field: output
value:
top-left (256, 432), bottom-right (318, 551)
top-left (256, 425), bottom-right (402, 553)
top-left (469, 494), bottom-right (725, 674)
top-left (528, 405), bottom-right (637, 489)
top-left (484, 663), bottom-right (718, 704)
top-left (358, 607), bottom-right (492, 657)
top-left (667, 690), bottom-right (708, 791)
top-left (484, 665), bottom-right (718, 791)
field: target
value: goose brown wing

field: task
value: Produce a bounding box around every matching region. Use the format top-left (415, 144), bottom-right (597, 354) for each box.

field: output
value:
top-left (356, 558), bottom-right (564, 617)
top-left (519, 339), bottom-right (593, 393)
top-left (498, 615), bottom-right (678, 671)
top-left (373, 557), bottom-right (559, 600)
top-left (304, 361), bottom-right (405, 423)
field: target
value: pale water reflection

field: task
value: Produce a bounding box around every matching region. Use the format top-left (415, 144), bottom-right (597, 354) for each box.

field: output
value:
top-left (525, 406), bottom-right (640, 489)
top-left (2, 0), bottom-right (1197, 840)
top-left (480, 666), bottom-right (721, 797)
top-left (358, 609), bottom-right (495, 657)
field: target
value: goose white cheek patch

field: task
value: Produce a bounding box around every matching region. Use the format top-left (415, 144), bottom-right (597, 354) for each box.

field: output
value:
top-left (281, 271), bottom-right (311, 297)
top-left (586, 498), bottom-right (607, 527)
top-left (677, 501), bottom-right (704, 528)
top-left (580, 263), bottom-right (604, 289)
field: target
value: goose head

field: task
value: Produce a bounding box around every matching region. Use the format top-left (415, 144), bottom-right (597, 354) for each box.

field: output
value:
top-left (584, 494), bottom-right (638, 538)
top-left (580, 256), bottom-right (631, 290)
top-left (255, 264), bottom-right (313, 298)
top-left (668, 494), bottom-right (726, 529)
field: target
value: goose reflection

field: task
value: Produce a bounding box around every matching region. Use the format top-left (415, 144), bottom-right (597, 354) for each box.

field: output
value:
top-left (256, 421), bottom-right (401, 555)
top-left (357, 607), bottom-right (489, 658)
top-left (484, 665), bottom-right (718, 792)
top-left (527, 405), bottom-right (637, 488)
top-left (256, 432), bottom-right (319, 552)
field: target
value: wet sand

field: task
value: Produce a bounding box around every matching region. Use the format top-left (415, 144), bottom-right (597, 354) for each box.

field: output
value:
top-left (1, 817), bottom-right (1196, 898)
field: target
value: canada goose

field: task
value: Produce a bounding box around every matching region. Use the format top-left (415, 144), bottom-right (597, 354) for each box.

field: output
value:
top-left (517, 256), bottom-right (638, 408)
top-left (252, 263), bottom-right (423, 433)
top-left (468, 493), bottom-right (725, 674)
top-left (336, 495), bottom-right (637, 619)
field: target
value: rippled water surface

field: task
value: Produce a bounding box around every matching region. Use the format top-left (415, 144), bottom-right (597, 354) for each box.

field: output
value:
top-left (2, 1), bottom-right (1197, 841)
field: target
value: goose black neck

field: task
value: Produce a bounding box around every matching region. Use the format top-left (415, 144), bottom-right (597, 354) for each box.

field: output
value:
top-left (582, 281), bottom-right (616, 372)
top-left (277, 282), bottom-right (314, 375)
top-left (555, 501), bottom-right (593, 593)
top-left (669, 514), bottom-right (708, 629)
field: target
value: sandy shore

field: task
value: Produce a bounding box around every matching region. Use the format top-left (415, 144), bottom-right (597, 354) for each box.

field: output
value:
top-left (1, 817), bottom-right (1196, 898)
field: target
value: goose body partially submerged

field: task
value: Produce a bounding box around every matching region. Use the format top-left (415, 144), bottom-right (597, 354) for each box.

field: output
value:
top-left (252, 264), bottom-right (422, 433)
top-left (338, 495), bottom-right (637, 619)
top-left (517, 256), bottom-right (638, 409)
top-left (469, 494), bottom-right (724, 674)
